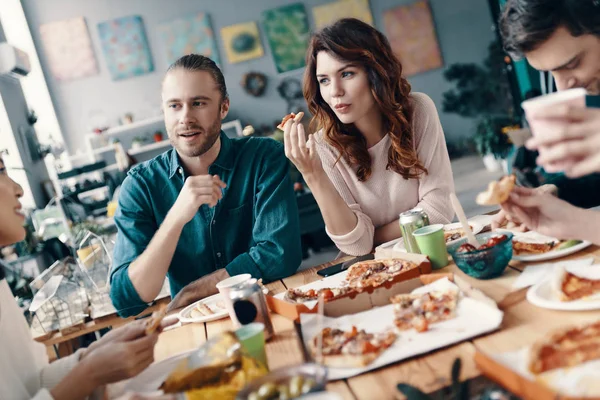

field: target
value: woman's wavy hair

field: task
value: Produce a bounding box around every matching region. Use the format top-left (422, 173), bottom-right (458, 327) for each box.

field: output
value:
top-left (303, 18), bottom-right (427, 182)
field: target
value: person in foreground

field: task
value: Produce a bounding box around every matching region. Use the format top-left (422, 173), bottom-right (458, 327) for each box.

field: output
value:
top-left (492, 0), bottom-right (600, 244)
top-left (501, 0), bottom-right (600, 179)
top-left (110, 54), bottom-right (302, 317)
top-left (0, 156), bottom-right (162, 400)
top-left (284, 18), bottom-right (455, 256)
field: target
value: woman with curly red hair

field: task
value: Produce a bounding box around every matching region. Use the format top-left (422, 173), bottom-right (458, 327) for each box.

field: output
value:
top-left (284, 18), bottom-right (454, 256)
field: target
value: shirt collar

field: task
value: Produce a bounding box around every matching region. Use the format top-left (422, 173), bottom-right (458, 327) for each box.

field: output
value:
top-left (168, 131), bottom-right (234, 179)
top-left (211, 131), bottom-right (234, 171)
top-left (168, 147), bottom-right (183, 179)
top-left (0, 260), bottom-right (6, 280)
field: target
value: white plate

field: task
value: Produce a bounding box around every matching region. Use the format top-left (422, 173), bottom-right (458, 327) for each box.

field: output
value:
top-left (392, 221), bottom-right (484, 252)
top-left (512, 240), bottom-right (592, 262)
top-left (527, 276), bottom-right (600, 311)
top-left (178, 293), bottom-right (229, 324)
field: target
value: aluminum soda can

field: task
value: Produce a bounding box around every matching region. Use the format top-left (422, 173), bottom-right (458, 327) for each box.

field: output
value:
top-left (227, 278), bottom-right (274, 340)
top-left (399, 208), bottom-right (430, 253)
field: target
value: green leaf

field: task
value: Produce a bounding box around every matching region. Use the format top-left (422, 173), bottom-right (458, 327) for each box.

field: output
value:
top-left (397, 383), bottom-right (433, 400)
top-left (451, 358), bottom-right (462, 398)
top-left (458, 380), bottom-right (470, 400)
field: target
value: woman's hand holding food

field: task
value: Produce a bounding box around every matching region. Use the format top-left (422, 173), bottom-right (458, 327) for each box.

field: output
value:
top-left (283, 112), bottom-right (324, 182)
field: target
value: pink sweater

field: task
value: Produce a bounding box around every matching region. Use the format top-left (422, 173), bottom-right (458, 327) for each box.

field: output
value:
top-left (314, 92), bottom-right (455, 256)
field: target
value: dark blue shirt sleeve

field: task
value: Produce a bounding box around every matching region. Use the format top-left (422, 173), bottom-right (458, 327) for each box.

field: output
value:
top-left (110, 172), bottom-right (159, 317)
top-left (224, 142), bottom-right (302, 281)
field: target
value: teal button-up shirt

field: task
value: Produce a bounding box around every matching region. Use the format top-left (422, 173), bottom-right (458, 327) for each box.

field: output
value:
top-left (110, 133), bottom-right (302, 316)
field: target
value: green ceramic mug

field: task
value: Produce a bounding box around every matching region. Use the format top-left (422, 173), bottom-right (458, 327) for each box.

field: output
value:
top-left (412, 224), bottom-right (449, 270)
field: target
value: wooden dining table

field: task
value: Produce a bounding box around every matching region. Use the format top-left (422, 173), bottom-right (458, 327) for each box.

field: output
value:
top-left (153, 244), bottom-right (600, 399)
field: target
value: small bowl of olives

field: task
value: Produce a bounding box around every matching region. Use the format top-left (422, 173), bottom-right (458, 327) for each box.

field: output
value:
top-left (236, 363), bottom-right (327, 400)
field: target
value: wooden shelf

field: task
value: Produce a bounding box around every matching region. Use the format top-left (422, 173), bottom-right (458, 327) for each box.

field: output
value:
top-left (93, 145), bottom-right (114, 155)
top-left (129, 140), bottom-right (171, 156)
top-left (100, 164), bottom-right (120, 173)
top-left (89, 115), bottom-right (164, 138)
top-left (67, 153), bottom-right (90, 161)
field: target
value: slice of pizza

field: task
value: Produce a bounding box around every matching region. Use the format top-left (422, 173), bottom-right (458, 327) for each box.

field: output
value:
top-left (284, 287), bottom-right (355, 303)
top-left (190, 302), bottom-right (214, 319)
top-left (345, 258), bottom-right (419, 291)
top-left (528, 321), bottom-right (600, 374)
top-left (476, 175), bottom-right (516, 206)
top-left (311, 326), bottom-right (397, 368)
top-left (390, 290), bottom-right (458, 332)
top-left (555, 267), bottom-right (600, 302)
top-left (444, 228), bottom-right (466, 243)
top-left (145, 305), bottom-right (167, 335)
top-left (513, 240), bottom-right (557, 255)
top-left (276, 111), bottom-right (304, 130)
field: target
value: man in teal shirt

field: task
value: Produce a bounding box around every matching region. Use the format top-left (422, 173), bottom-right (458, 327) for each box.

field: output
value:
top-left (110, 55), bottom-right (302, 317)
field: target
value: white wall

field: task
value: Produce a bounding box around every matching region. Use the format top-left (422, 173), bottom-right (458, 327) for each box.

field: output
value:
top-left (22, 0), bottom-right (496, 155)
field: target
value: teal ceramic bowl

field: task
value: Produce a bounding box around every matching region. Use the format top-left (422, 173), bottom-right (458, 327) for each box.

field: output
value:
top-left (447, 232), bottom-right (514, 279)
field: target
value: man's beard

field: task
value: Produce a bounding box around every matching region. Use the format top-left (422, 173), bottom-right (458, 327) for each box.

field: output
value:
top-left (171, 113), bottom-right (221, 158)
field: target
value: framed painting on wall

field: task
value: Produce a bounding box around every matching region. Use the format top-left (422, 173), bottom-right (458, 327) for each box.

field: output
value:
top-left (221, 21), bottom-right (264, 64)
top-left (39, 17), bottom-right (99, 81)
top-left (262, 3), bottom-right (310, 74)
top-left (98, 15), bottom-right (154, 80)
top-left (312, 0), bottom-right (374, 29)
top-left (157, 13), bottom-right (220, 66)
top-left (383, 0), bottom-right (443, 76)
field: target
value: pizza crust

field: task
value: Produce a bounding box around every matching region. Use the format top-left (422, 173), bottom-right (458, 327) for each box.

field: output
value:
top-left (276, 111), bottom-right (304, 130)
top-left (345, 259), bottom-right (418, 291)
top-left (145, 306), bottom-right (167, 335)
top-left (284, 287), bottom-right (355, 304)
top-left (390, 291), bottom-right (458, 332)
top-left (190, 302), bottom-right (214, 318)
top-left (317, 352), bottom-right (380, 368)
top-left (513, 240), bottom-right (556, 255)
top-left (310, 327), bottom-right (396, 368)
top-left (552, 265), bottom-right (600, 302)
top-left (528, 321), bottom-right (600, 374)
top-left (476, 175), bottom-right (516, 205)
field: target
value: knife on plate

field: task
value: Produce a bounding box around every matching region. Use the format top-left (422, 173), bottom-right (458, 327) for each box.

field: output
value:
top-left (316, 253), bottom-right (375, 277)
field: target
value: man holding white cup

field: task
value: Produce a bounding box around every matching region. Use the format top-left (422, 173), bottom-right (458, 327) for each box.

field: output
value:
top-left (489, 0), bottom-right (600, 244)
top-left (500, 0), bottom-right (600, 177)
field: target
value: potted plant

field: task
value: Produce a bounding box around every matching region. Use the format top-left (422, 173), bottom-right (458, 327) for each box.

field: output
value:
top-left (131, 136), bottom-right (146, 149)
top-left (442, 39), bottom-right (519, 171)
top-left (473, 116), bottom-right (515, 172)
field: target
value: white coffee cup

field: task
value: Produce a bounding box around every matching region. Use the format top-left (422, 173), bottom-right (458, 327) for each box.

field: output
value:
top-left (521, 88), bottom-right (586, 139)
top-left (216, 274), bottom-right (252, 324)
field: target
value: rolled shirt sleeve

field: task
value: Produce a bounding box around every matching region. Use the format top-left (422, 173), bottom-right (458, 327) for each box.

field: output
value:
top-left (110, 172), bottom-right (158, 317)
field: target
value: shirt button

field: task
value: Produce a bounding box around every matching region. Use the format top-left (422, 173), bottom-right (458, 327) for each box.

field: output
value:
top-left (178, 167), bottom-right (183, 175)
top-left (212, 220), bottom-right (216, 225)
top-left (216, 252), bottom-right (222, 258)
